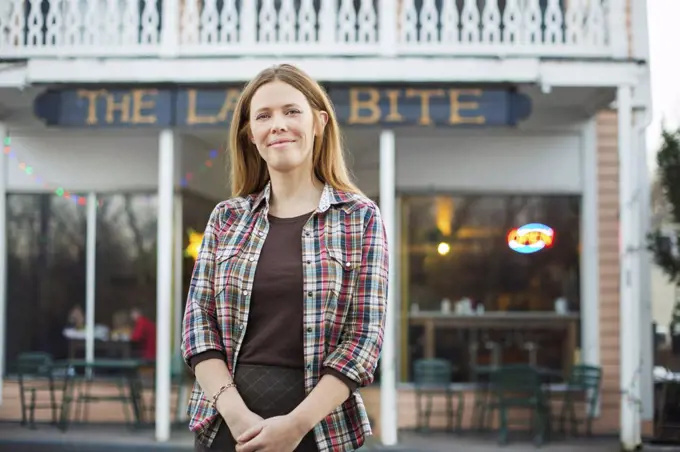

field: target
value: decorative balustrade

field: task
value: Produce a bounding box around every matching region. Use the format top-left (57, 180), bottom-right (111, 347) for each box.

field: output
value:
top-left (0, 0), bottom-right (626, 59)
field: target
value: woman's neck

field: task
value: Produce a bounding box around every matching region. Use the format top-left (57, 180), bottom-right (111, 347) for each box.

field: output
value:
top-left (268, 170), bottom-right (323, 218)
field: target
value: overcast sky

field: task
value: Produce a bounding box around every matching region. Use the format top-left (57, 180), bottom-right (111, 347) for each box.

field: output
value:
top-left (646, 0), bottom-right (680, 171)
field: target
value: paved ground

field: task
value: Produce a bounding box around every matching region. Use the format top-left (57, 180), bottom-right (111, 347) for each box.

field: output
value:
top-left (0, 422), bottom-right (677, 451)
top-left (363, 432), bottom-right (626, 451)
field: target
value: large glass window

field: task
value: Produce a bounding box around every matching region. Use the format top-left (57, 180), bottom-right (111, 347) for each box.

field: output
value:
top-left (95, 193), bottom-right (158, 360)
top-left (3, 192), bottom-right (161, 370)
top-left (5, 194), bottom-right (87, 367)
top-left (401, 194), bottom-right (581, 383)
top-left (181, 191), bottom-right (222, 313)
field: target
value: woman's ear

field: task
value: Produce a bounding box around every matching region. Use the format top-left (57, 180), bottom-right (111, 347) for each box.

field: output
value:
top-left (315, 111), bottom-right (329, 136)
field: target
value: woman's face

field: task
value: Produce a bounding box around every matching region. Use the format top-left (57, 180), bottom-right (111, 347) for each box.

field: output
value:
top-left (248, 80), bottom-right (327, 176)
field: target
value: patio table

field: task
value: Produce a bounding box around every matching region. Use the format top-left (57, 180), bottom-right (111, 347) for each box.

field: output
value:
top-left (57, 358), bottom-right (150, 430)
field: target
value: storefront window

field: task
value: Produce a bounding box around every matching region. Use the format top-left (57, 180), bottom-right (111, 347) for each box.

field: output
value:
top-left (5, 194), bottom-right (87, 367)
top-left (401, 194), bottom-right (581, 383)
top-left (95, 193), bottom-right (158, 360)
top-left (181, 191), bottom-right (223, 314)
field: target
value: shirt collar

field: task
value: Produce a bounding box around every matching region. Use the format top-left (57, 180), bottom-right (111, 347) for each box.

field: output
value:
top-left (250, 181), bottom-right (354, 214)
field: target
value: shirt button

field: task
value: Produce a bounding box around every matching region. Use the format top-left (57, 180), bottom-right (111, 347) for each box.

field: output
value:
top-left (346, 262), bottom-right (351, 267)
top-left (242, 290), bottom-right (249, 296)
top-left (307, 291), bottom-right (313, 297)
top-left (307, 327), bottom-right (312, 333)
top-left (257, 231), bottom-right (264, 237)
top-left (306, 363), bottom-right (311, 369)
top-left (304, 230), bottom-right (310, 236)
top-left (249, 257), bottom-right (254, 262)
top-left (306, 259), bottom-right (311, 264)
top-left (239, 324), bottom-right (244, 330)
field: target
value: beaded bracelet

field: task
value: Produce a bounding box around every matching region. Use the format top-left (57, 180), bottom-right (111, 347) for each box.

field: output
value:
top-left (211, 382), bottom-right (236, 409)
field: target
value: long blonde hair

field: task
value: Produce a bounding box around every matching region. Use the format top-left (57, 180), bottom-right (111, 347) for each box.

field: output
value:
top-left (228, 64), bottom-right (361, 197)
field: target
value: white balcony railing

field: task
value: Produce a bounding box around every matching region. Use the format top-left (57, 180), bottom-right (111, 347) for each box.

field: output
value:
top-left (0, 0), bottom-right (627, 59)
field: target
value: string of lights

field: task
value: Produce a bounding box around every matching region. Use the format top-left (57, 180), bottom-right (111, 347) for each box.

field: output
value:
top-left (3, 136), bottom-right (221, 206)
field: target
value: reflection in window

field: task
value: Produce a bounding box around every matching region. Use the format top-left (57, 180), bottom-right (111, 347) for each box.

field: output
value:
top-left (181, 191), bottom-right (222, 315)
top-left (95, 193), bottom-right (158, 359)
top-left (5, 194), bottom-right (87, 368)
top-left (401, 195), bottom-right (581, 383)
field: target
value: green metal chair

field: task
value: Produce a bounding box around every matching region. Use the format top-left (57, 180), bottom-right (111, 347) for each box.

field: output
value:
top-left (14, 352), bottom-right (71, 430)
top-left (486, 364), bottom-right (550, 446)
top-left (559, 364), bottom-right (602, 436)
top-left (413, 358), bottom-right (464, 433)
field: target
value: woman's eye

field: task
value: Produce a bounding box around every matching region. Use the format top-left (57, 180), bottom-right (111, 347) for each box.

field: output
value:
top-left (256, 113), bottom-right (270, 120)
top-left (286, 109), bottom-right (301, 115)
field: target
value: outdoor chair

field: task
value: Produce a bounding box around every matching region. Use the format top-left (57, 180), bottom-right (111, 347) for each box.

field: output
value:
top-left (14, 352), bottom-right (72, 430)
top-left (413, 358), bottom-right (464, 432)
top-left (486, 364), bottom-right (551, 446)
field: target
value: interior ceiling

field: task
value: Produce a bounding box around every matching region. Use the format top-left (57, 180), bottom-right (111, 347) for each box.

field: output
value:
top-left (520, 85), bottom-right (616, 111)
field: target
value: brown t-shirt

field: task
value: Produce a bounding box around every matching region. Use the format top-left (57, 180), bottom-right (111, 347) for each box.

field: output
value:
top-left (188, 212), bottom-right (358, 393)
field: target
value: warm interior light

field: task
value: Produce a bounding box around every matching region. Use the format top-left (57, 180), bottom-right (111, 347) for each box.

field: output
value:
top-left (185, 229), bottom-right (204, 260)
top-left (435, 197), bottom-right (454, 237)
top-left (437, 241), bottom-right (451, 255)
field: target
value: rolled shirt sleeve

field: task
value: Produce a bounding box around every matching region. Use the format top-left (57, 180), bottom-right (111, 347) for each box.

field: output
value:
top-left (181, 205), bottom-right (226, 367)
top-left (323, 205), bottom-right (389, 388)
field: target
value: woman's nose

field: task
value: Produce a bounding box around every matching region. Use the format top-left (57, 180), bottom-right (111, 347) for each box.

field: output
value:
top-left (270, 113), bottom-right (287, 132)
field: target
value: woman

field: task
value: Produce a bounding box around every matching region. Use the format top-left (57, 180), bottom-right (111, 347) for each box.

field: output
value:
top-left (181, 63), bottom-right (389, 452)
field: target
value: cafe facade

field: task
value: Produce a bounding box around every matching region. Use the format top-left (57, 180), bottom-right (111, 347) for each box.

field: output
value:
top-left (0, 74), bottom-right (652, 444)
top-left (0, 0), bottom-right (652, 447)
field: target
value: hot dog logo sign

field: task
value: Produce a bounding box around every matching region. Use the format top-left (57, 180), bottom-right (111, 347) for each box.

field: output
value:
top-left (507, 223), bottom-right (555, 254)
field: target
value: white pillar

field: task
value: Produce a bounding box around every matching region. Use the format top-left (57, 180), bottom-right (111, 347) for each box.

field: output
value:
top-left (85, 192), bottom-right (97, 374)
top-left (581, 118), bottom-right (600, 371)
top-left (635, 107), bottom-right (654, 422)
top-left (173, 196), bottom-right (183, 355)
top-left (156, 129), bottom-right (175, 442)
top-left (618, 85), bottom-right (641, 451)
top-left (173, 195), bottom-right (187, 422)
top-left (0, 124), bottom-right (8, 405)
top-left (379, 129), bottom-right (398, 446)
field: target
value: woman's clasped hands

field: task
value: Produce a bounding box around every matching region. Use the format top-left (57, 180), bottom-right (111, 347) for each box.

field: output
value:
top-left (235, 415), bottom-right (308, 452)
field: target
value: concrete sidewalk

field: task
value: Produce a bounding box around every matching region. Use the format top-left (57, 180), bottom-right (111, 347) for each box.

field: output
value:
top-left (0, 422), bottom-right (676, 452)
top-left (363, 431), bottom-right (676, 451)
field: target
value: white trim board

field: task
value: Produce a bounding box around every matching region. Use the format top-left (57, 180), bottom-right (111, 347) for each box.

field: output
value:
top-left (21, 57), bottom-right (644, 86)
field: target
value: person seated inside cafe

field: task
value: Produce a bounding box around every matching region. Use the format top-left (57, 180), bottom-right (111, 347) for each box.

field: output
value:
top-left (130, 306), bottom-right (156, 361)
top-left (62, 305), bottom-right (109, 341)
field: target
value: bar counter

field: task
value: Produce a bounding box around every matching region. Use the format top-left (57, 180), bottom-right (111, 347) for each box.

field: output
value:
top-left (408, 311), bottom-right (580, 375)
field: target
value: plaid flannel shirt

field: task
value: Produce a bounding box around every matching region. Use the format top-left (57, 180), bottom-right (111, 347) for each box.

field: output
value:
top-left (181, 182), bottom-right (389, 452)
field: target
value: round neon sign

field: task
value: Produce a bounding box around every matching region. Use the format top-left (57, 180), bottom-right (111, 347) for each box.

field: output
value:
top-left (507, 223), bottom-right (555, 254)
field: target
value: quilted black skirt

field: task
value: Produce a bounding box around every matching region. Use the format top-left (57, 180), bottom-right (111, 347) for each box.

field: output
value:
top-left (194, 364), bottom-right (318, 452)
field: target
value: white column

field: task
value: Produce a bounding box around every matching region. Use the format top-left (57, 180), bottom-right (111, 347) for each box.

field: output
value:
top-left (581, 118), bottom-right (600, 371)
top-left (636, 107), bottom-right (655, 422)
top-left (173, 196), bottom-right (183, 355)
top-left (379, 129), bottom-right (398, 446)
top-left (618, 85), bottom-right (641, 451)
top-left (85, 192), bottom-right (97, 373)
top-left (0, 124), bottom-right (7, 405)
top-left (156, 129), bottom-right (175, 442)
